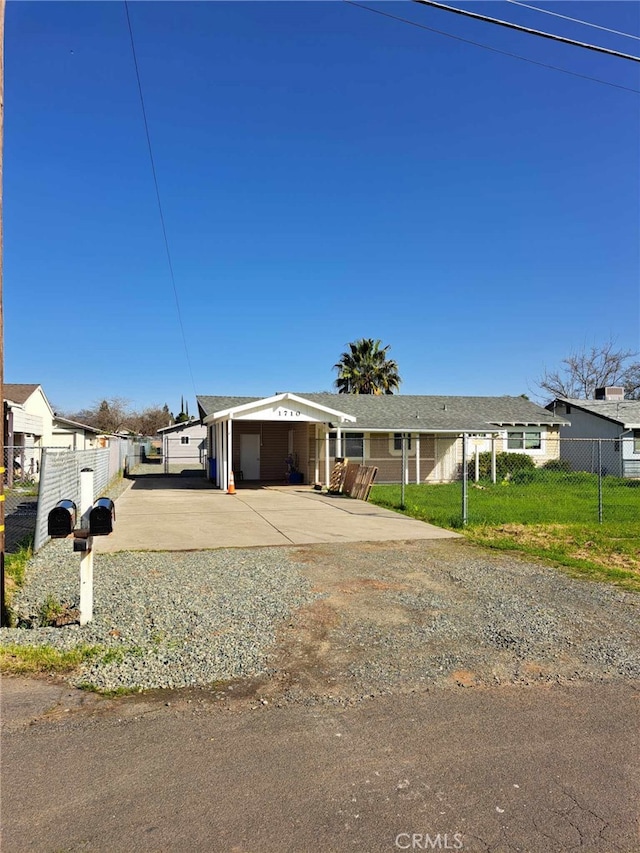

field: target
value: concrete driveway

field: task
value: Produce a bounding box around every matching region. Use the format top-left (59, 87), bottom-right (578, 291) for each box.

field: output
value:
top-left (95, 474), bottom-right (458, 553)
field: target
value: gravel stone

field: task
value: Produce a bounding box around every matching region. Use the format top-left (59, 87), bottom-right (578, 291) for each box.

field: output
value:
top-left (2, 541), bottom-right (318, 691)
top-left (2, 538), bottom-right (639, 699)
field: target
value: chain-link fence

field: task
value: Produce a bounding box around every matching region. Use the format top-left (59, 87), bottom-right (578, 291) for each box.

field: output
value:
top-left (3, 439), bottom-right (143, 553)
top-left (161, 436), bottom-right (206, 474)
top-left (313, 435), bottom-right (639, 527)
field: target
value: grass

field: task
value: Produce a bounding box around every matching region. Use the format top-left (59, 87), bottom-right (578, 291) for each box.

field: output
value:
top-left (0, 643), bottom-right (105, 675)
top-left (370, 474), bottom-right (640, 592)
top-left (2, 535), bottom-right (34, 625)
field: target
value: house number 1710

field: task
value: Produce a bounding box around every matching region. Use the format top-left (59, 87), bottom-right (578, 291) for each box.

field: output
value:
top-left (277, 409), bottom-right (301, 417)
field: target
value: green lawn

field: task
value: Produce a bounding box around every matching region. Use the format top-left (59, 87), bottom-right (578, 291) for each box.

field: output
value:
top-left (370, 471), bottom-right (640, 527)
top-left (370, 473), bottom-right (640, 591)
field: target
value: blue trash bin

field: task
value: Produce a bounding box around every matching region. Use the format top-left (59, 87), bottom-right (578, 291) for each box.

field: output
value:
top-left (208, 458), bottom-right (217, 481)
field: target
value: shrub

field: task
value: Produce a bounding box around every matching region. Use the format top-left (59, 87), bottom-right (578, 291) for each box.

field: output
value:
top-left (542, 458), bottom-right (572, 472)
top-left (468, 451), bottom-right (536, 481)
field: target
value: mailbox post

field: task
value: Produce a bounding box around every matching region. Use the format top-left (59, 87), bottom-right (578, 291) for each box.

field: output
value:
top-left (46, 468), bottom-right (116, 627)
top-left (78, 468), bottom-right (94, 626)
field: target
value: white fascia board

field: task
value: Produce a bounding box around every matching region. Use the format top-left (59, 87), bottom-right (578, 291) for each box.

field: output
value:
top-left (204, 392), bottom-right (357, 424)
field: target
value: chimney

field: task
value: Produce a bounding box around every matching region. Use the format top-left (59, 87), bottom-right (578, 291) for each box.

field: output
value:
top-left (594, 386), bottom-right (625, 401)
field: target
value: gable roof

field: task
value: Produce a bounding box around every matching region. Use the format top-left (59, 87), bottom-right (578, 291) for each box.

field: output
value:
top-left (158, 419), bottom-right (206, 435)
top-left (4, 383), bottom-right (42, 405)
top-left (4, 383), bottom-right (55, 418)
top-left (550, 397), bottom-right (640, 429)
top-left (53, 415), bottom-right (102, 434)
top-left (198, 393), bottom-right (567, 433)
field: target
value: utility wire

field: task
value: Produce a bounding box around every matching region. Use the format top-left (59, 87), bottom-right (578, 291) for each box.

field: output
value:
top-left (504, 0), bottom-right (640, 43)
top-left (411, 0), bottom-right (640, 63)
top-left (124, 1), bottom-right (198, 398)
top-left (345, 1), bottom-right (640, 95)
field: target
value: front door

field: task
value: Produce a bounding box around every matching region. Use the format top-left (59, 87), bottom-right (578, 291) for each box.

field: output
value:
top-left (240, 433), bottom-right (261, 480)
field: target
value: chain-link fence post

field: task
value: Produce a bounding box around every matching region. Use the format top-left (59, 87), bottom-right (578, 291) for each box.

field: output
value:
top-left (598, 439), bottom-right (603, 524)
top-left (400, 434), bottom-right (406, 509)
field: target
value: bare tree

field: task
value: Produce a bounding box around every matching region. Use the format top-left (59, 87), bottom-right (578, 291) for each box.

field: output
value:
top-left (537, 341), bottom-right (640, 400)
top-left (129, 405), bottom-right (173, 436)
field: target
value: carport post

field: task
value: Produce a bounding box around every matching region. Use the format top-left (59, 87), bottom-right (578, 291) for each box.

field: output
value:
top-left (227, 418), bottom-right (233, 491)
top-left (324, 427), bottom-right (330, 486)
top-left (415, 434), bottom-right (420, 484)
top-left (314, 424), bottom-right (320, 484)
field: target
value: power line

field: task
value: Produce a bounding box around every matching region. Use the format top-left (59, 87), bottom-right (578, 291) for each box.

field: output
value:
top-left (344, 1), bottom-right (640, 95)
top-left (411, 0), bottom-right (640, 63)
top-left (124, 1), bottom-right (198, 398)
top-left (504, 0), bottom-right (640, 43)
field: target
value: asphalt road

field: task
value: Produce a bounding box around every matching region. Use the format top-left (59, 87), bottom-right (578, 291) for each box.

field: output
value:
top-left (2, 677), bottom-right (638, 852)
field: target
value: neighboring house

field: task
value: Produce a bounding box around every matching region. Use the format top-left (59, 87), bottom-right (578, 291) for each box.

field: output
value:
top-left (158, 419), bottom-right (207, 464)
top-left (4, 384), bottom-right (55, 482)
top-left (51, 416), bottom-right (101, 450)
top-left (4, 383), bottom-right (55, 448)
top-left (548, 387), bottom-right (640, 478)
top-left (4, 384), bottom-right (102, 483)
top-left (197, 392), bottom-right (568, 488)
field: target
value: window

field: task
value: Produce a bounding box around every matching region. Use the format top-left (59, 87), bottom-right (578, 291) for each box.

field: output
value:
top-left (181, 436), bottom-right (190, 445)
top-left (393, 433), bottom-right (412, 451)
top-left (634, 430), bottom-right (640, 454)
top-left (329, 432), bottom-right (364, 459)
top-left (507, 429), bottom-right (542, 450)
top-left (389, 432), bottom-right (416, 456)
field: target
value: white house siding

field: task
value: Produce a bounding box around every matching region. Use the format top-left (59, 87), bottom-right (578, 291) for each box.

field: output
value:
top-left (50, 427), bottom-right (98, 451)
top-left (162, 423), bottom-right (206, 463)
top-left (20, 389), bottom-right (54, 445)
top-left (11, 409), bottom-right (44, 439)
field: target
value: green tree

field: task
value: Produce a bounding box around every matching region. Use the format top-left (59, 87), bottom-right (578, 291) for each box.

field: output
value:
top-left (334, 338), bottom-right (401, 395)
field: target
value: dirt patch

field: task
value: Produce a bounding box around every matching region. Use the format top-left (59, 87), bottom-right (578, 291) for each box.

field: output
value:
top-left (224, 539), bottom-right (640, 708)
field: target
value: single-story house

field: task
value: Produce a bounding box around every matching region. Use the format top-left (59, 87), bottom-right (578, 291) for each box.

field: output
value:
top-left (197, 392), bottom-right (568, 489)
top-left (4, 383), bottom-right (56, 482)
top-left (547, 387), bottom-right (640, 478)
top-left (50, 416), bottom-right (101, 450)
top-left (158, 419), bottom-right (207, 464)
top-left (4, 384), bottom-right (103, 482)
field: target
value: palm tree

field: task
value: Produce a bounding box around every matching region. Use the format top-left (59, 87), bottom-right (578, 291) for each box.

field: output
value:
top-left (334, 338), bottom-right (401, 395)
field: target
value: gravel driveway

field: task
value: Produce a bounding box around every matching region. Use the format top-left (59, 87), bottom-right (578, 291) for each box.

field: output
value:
top-left (2, 538), bottom-right (639, 697)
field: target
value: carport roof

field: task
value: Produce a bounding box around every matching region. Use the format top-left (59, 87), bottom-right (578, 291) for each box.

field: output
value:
top-left (197, 393), bottom-right (568, 433)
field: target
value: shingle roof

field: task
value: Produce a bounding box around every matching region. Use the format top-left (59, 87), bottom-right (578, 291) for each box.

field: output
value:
top-left (53, 416), bottom-right (101, 434)
top-left (197, 393), bottom-right (567, 432)
top-left (4, 383), bottom-right (41, 405)
top-left (552, 397), bottom-right (640, 428)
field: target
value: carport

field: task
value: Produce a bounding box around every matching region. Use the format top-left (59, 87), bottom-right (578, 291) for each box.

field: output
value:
top-left (93, 474), bottom-right (458, 553)
top-left (200, 392), bottom-right (357, 490)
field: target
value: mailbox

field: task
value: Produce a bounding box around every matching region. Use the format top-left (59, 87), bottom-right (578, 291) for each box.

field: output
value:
top-left (48, 500), bottom-right (77, 538)
top-left (89, 497), bottom-right (116, 535)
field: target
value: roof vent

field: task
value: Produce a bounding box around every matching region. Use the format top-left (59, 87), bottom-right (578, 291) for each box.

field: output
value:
top-left (594, 386), bottom-right (625, 401)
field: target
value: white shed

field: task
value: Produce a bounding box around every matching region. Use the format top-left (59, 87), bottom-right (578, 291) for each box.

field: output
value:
top-left (158, 420), bottom-right (207, 470)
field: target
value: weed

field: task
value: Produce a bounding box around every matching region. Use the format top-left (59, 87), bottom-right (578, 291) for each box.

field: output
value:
top-left (37, 595), bottom-right (79, 627)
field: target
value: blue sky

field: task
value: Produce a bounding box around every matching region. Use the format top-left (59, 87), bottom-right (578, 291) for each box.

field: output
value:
top-left (5, 1), bottom-right (639, 415)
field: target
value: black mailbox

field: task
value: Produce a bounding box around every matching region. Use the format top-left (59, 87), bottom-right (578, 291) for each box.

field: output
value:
top-left (48, 500), bottom-right (77, 538)
top-left (89, 497), bottom-right (115, 535)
